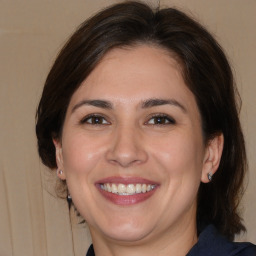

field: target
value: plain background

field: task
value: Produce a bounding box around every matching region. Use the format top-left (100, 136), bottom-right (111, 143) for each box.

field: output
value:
top-left (0, 0), bottom-right (255, 255)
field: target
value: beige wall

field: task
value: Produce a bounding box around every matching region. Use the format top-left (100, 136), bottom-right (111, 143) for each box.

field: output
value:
top-left (0, 1), bottom-right (255, 255)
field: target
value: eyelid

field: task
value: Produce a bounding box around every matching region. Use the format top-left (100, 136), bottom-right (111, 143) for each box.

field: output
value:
top-left (80, 114), bottom-right (111, 125)
top-left (145, 113), bottom-right (176, 125)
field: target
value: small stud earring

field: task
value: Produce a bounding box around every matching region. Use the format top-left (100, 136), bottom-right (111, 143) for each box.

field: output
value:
top-left (57, 169), bottom-right (63, 175)
top-left (207, 172), bottom-right (213, 181)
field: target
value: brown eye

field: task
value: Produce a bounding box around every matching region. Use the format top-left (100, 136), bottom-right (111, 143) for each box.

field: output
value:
top-left (81, 115), bottom-right (109, 125)
top-left (147, 115), bottom-right (175, 125)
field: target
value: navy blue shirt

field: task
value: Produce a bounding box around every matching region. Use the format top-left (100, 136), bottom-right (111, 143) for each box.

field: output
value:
top-left (187, 225), bottom-right (256, 255)
top-left (86, 225), bottom-right (256, 256)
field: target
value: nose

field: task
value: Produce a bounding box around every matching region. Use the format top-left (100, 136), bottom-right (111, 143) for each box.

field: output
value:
top-left (106, 124), bottom-right (148, 167)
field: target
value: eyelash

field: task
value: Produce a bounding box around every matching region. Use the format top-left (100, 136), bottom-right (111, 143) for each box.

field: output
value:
top-left (80, 114), bottom-right (176, 126)
top-left (146, 114), bottom-right (176, 125)
top-left (80, 114), bottom-right (110, 125)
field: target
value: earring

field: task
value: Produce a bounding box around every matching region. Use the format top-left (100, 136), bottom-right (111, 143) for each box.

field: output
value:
top-left (57, 169), bottom-right (63, 175)
top-left (207, 172), bottom-right (213, 181)
top-left (67, 193), bottom-right (72, 209)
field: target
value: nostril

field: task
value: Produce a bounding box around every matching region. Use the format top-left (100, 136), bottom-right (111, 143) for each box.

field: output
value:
top-left (106, 143), bottom-right (148, 167)
top-left (108, 156), bottom-right (143, 168)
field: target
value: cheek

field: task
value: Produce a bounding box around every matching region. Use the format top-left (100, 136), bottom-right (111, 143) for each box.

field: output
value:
top-left (147, 132), bottom-right (204, 224)
top-left (151, 132), bottom-right (204, 176)
top-left (61, 131), bottom-right (105, 176)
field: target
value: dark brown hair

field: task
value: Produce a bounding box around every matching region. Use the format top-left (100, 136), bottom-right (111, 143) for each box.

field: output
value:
top-left (36, 1), bottom-right (246, 240)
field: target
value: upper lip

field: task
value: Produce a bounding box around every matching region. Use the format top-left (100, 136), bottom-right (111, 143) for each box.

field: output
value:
top-left (95, 176), bottom-right (159, 185)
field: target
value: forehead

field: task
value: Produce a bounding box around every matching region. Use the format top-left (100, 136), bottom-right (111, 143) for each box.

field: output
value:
top-left (69, 45), bottom-right (191, 104)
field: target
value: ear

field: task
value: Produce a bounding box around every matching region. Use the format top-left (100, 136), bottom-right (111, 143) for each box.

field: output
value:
top-left (53, 138), bottom-right (66, 180)
top-left (201, 133), bottom-right (224, 183)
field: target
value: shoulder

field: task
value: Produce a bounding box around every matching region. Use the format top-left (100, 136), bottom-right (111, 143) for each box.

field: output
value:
top-left (187, 225), bottom-right (256, 256)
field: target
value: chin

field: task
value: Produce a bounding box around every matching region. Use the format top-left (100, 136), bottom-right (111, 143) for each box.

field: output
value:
top-left (103, 225), bottom-right (152, 243)
top-left (91, 216), bottom-right (155, 243)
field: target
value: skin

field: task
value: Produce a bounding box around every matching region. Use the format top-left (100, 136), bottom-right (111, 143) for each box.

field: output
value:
top-left (54, 45), bottom-right (223, 256)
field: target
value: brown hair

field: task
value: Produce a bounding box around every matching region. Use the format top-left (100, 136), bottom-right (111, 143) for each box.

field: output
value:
top-left (36, 1), bottom-right (246, 240)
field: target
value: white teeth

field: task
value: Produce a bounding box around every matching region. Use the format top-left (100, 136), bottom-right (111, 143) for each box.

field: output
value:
top-left (100, 183), bottom-right (156, 195)
top-left (118, 184), bottom-right (126, 194)
top-left (136, 184), bottom-right (142, 193)
top-left (112, 183), bottom-right (118, 193)
top-left (126, 184), bottom-right (135, 194)
top-left (107, 183), bottom-right (112, 192)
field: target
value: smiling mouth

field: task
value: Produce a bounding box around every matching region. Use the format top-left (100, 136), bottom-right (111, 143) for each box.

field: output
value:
top-left (100, 183), bottom-right (157, 195)
top-left (96, 177), bottom-right (159, 205)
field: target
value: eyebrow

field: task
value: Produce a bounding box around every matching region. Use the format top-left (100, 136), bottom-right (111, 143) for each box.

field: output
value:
top-left (72, 100), bottom-right (113, 113)
top-left (71, 98), bottom-right (187, 113)
top-left (141, 98), bottom-right (187, 112)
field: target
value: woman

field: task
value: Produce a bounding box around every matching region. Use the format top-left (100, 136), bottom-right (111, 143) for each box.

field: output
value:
top-left (36, 1), bottom-right (256, 255)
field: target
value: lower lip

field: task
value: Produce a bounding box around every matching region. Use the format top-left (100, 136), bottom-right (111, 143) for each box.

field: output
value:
top-left (96, 185), bottom-right (158, 206)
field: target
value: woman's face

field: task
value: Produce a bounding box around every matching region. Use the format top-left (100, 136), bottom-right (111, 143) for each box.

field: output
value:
top-left (54, 45), bottom-right (216, 244)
